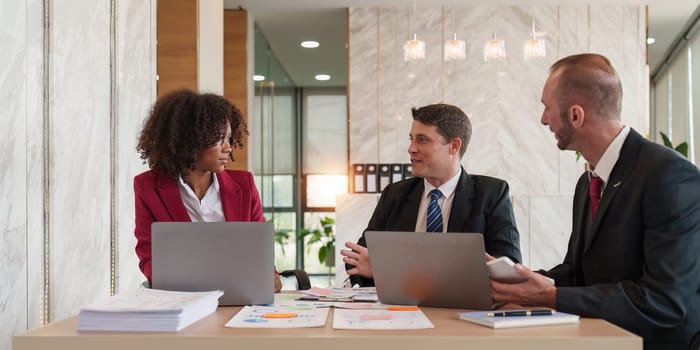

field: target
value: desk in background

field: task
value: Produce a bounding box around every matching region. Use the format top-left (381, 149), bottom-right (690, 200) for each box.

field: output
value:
top-left (14, 306), bottom-right (641, 350)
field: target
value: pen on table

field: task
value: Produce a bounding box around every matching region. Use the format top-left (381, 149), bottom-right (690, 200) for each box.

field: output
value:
top-left (387, 306), bottom-right (420, 311)
top-left (263, 313), bottom-right (298, 319)
top-left (487, 309), bottom-right (554, 317)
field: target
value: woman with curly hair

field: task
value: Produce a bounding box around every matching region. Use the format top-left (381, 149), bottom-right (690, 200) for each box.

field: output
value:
top-left (133, 89), bottom-right (281, 292)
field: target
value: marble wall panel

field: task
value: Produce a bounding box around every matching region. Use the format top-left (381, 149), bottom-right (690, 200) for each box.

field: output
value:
top-left (0, 2), bottom-right (28, 349)
top-left (349, 8), bottom-right (379, 164)
top-left (50, 0), bottom-right (112, 321)
top-left (25, 0), bottom-right (45, 332)
top-left (511, 196), bottom-right (530, 266)
top-left (442, 7), bottom-right (559, 196)
top-left (555, 7), bottom-right (591, 195)
top-left (377, 7), bottom-right (443, 163)
top-left (529, 195), bottom-right (572, 271)
top-left (590, 6), bottom-right (648, 137)
top-left (377, 8), bottom-right (412, 164)
top-left (334, 194), bottom-right (380, 286)
top-left (556, 7), bottom-right (589, 58)
top-left (117, 0), bottom-right (156, 291)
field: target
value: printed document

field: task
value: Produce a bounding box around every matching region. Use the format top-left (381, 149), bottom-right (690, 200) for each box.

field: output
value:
top-left (333, 308), bottom-right (434, 330)
top-left (225, 305), bottom-right (329, 328)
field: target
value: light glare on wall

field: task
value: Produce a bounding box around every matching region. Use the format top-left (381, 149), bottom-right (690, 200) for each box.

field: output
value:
top-left (253, 74), bottom-right (265, 81)
top-left (306, 175), bottom-right (348, 208)
top-left (301, 40), bottom-right (320, 48)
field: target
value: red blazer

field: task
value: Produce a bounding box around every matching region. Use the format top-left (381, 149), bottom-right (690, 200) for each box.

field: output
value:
top-left (133, 169), bottom-right (264, 281)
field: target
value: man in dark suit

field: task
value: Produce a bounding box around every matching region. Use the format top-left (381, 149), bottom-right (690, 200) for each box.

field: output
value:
top-left (490, 53), bottom-right (700, 350)
top-left (341, 103), bottom-right (522, 287)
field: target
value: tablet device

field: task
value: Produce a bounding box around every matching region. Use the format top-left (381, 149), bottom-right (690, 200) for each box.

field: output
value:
top-left (487, 256), bottom-right (527, 283)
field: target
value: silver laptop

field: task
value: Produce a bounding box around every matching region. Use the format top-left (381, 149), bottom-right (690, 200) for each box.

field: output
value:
top-left (365, 231), bottom-right (496, 310)
top-left (151, 222), bottom-right (274, 306)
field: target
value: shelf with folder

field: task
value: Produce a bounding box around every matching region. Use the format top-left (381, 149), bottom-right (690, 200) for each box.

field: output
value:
top-left (351, 163), bottom-right (413, 193)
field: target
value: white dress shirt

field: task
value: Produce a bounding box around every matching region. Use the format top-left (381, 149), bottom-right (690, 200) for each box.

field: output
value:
top-left (177, 172), bottom-right (225, 222)
top-left (415, 169), bottom-right (461, 233)
top-left (588, 125), bottom-right (630, 196)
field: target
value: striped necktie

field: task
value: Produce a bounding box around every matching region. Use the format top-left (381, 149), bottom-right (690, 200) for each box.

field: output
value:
top-left (426, 189), bottom-right (443, 233)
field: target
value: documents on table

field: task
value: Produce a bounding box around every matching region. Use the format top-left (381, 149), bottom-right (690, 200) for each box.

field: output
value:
top-left (333, 308), bottom-right (434, 330)
top-left (225, 305), bottom-right (329, 328)
top-left (77, 288), bottom-right (222, 332)
top-left (300, 287), bottom-right (378, 302)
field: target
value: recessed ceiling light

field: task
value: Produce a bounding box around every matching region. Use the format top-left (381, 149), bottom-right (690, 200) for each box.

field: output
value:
top-left (315, 74), bottom-right (331, 81)
top-left (253, 75), bottom-right (265, 81)
top-left (301, 41), bottom-right (320, 48)
top-left (647, 37), bottom-right (656, 45)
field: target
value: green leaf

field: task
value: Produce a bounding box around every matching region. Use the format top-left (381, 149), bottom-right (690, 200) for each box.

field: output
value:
top-left (676, 142), bottom-right (689, 157)
top-left (318, 245), bottom-right (328, 265)
top-left (659, 131), bottom-right (673, 148)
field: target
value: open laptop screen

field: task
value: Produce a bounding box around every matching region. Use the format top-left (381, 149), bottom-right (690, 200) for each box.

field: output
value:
top-left (151, 222), bottom-right (274, 306)
top-left (365, 231), bottom-right (495, 310)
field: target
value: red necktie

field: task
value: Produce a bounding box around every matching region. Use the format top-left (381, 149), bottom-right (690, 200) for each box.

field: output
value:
top-left (589, 175), bottom-right (603, 218)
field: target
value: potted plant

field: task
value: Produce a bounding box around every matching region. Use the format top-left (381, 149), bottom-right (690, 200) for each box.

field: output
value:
top-left (659, 131), bottom-right (688, 158)
top-left (274, 228), bottom-right (292, 255)
top-left (299, 216), bottom-right (336, 267)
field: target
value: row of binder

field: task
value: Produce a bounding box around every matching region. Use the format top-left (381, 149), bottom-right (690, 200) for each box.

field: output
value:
top-left (352, 163), bottom-right (412, 193)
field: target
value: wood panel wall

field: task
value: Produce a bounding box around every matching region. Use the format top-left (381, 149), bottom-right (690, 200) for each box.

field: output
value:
top-left (157, 5), bottom-right (249, 170)
top-left (224, 10), bottom-right (249, 170)
top-left (157, 0), bottom-right (197, 97)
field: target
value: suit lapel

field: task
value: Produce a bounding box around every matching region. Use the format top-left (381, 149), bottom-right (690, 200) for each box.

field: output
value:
top-left (217, 171), bottom-right (242, 221)
top-left (584, 129), bottom-right (643, 253)
top-left (399, 180), bottom-right (423, 231)
top-left (572, 174), bottom-right (590, 260)
top-left (447, 169), bottom-right (474, 232)
top-left (155, 172), bottom-right (191, 221)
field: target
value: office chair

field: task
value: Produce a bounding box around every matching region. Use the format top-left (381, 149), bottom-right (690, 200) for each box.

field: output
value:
top-left (279, 269), bottom-right (311, 290)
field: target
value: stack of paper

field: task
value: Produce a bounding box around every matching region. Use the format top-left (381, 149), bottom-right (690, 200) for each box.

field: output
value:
top-left (77, 288), bottom-right (223, 332)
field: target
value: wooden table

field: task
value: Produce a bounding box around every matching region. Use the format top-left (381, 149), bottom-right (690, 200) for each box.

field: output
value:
top-left (14, 306), bottom-right (642, 350)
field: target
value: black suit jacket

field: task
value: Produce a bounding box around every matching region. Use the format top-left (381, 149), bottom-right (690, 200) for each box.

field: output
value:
top-left (545, 129), bottom-right (700, 349)
top-left (349, 168), bottom-right (522, 287)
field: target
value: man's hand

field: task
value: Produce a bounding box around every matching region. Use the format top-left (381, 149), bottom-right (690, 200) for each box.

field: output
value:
top-left (490, 264), bottom-right (557, 309)
top-left (340, 242), bottom-right (373, 278)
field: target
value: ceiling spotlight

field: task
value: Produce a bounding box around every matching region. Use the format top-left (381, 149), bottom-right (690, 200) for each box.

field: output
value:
top-left (315, 74), bottom-right (331, 81)
top-left (253, 75), bottom-right (265, 81)
top-left (301, 41), bottom-right (320, 48)
top-left (646, 37), bottom-right (656, 45)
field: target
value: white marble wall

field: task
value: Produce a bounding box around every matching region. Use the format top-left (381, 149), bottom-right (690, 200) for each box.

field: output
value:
top-left (116, 0), bottom-right (155, 292)
top-left (0, 0), bottom-right (155, 349)
top-left (339, 5), bottom-right (647, 280)
top-left (50, 0), bottom-right (112, 322)
top-left (0, 2), bottom-right (31, 349)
